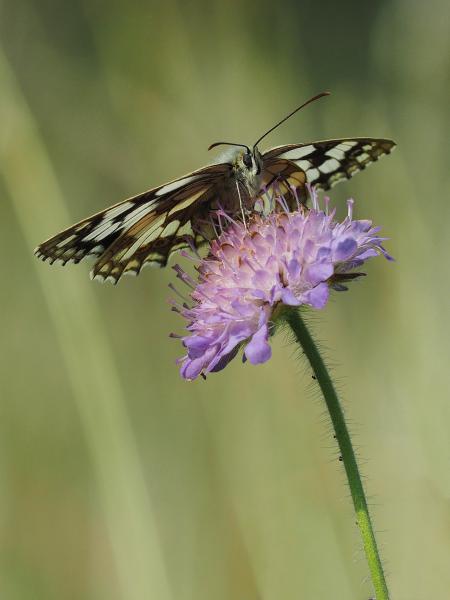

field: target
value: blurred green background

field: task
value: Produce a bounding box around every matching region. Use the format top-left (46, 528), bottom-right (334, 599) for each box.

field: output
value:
top-left (0, 1), bottom-right (449, 598)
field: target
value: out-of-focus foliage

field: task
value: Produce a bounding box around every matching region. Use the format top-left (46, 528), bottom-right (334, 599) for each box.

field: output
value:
top-left (0, 1), bottom-right (448, 598)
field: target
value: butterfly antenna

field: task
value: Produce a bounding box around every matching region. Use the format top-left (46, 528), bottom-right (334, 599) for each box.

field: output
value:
top-left (208, 142), bottom-right (250, 152)
top-left (252, 91), bottom-right (331, 150)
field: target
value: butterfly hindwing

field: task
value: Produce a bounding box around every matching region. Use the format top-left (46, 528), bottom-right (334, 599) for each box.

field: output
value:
top-left (259, 158), bottom-right (309, 208)
top-left (89, 178), bottom-right (220, 282)
top-left (35, 163), bottom-right (231, 283)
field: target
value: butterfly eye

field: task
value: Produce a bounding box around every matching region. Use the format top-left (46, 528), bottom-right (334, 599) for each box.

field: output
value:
top-left (243, 153), bottom-right (253, 169)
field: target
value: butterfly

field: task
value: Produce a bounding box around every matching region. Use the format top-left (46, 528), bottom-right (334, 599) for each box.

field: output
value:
top-left (35, 92), bottom-right (396, 284)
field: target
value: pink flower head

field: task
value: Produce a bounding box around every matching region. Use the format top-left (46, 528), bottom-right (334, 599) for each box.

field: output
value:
top-left (171, 192), bottom-right (393, 380)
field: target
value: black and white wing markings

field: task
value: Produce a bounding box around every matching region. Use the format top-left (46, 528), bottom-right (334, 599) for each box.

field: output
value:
top-left (262, 138), bottom-right (396, 194)
top-left (35, 163), bottom-right (231, 284)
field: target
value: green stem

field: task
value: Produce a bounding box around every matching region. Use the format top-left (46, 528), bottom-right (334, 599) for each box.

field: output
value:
top-left (285, 309), bottom-right (390, 600)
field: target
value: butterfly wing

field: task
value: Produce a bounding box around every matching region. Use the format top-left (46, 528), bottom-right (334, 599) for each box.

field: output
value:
top-left (35, 163), bottom-right (231, 283)
top-left (261, 138), bottom-right (396, 204)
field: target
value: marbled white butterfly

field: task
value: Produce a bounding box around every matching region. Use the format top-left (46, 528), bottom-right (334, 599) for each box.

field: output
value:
top-left (35, 93), bottom-right (395, 284)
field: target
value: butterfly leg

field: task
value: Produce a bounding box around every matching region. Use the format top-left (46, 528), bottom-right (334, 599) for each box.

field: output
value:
top-left (235, 180), bottom-right (248, 230)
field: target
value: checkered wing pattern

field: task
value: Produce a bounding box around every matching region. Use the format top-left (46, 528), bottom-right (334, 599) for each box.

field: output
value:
top-left (35, 163), bottom-right (231, 284)
top-left (261, 138), bottom-right (396, 204)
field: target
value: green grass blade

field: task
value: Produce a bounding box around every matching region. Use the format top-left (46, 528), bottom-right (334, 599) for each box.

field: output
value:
top-left (0, 47), bottom-right (171, 600)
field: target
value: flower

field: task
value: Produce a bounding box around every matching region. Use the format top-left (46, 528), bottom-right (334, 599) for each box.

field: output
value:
top-left (171, 191), bottom-right (392, 380)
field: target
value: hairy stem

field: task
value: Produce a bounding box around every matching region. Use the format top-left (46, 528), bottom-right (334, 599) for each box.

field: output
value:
top-left (285, 309), bottom-right (390, 600)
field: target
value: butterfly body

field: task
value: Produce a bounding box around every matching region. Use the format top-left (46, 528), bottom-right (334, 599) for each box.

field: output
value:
top-left (35, 136), bottom-right (395, 284)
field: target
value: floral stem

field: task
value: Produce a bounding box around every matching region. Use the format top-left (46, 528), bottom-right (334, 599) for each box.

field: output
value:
top-left (285, 309), bottom-right (390, 600)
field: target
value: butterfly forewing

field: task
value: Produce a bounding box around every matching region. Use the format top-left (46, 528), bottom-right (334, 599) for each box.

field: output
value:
top-left (262, 138), bottom-right (395, 193)
top-left (35, 163), bottom-right (231, 283)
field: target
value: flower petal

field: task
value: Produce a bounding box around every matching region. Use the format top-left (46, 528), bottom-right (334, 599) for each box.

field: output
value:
top-left (244, 323), bottom-right (272, 365)
top-left (334, 237), bottom-right (357, 261)
top-left (303, 282), bottom-right (329, 309)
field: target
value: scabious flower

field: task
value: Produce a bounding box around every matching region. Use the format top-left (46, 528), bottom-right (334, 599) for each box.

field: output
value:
top-left (171, 191), bottom-right (392, 380)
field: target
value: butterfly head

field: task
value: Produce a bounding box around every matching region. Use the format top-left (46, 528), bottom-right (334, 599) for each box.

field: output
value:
top-left (208, 142), bottom-right (262, 177)
top-left (243, 146), bottom-right (263, 175)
